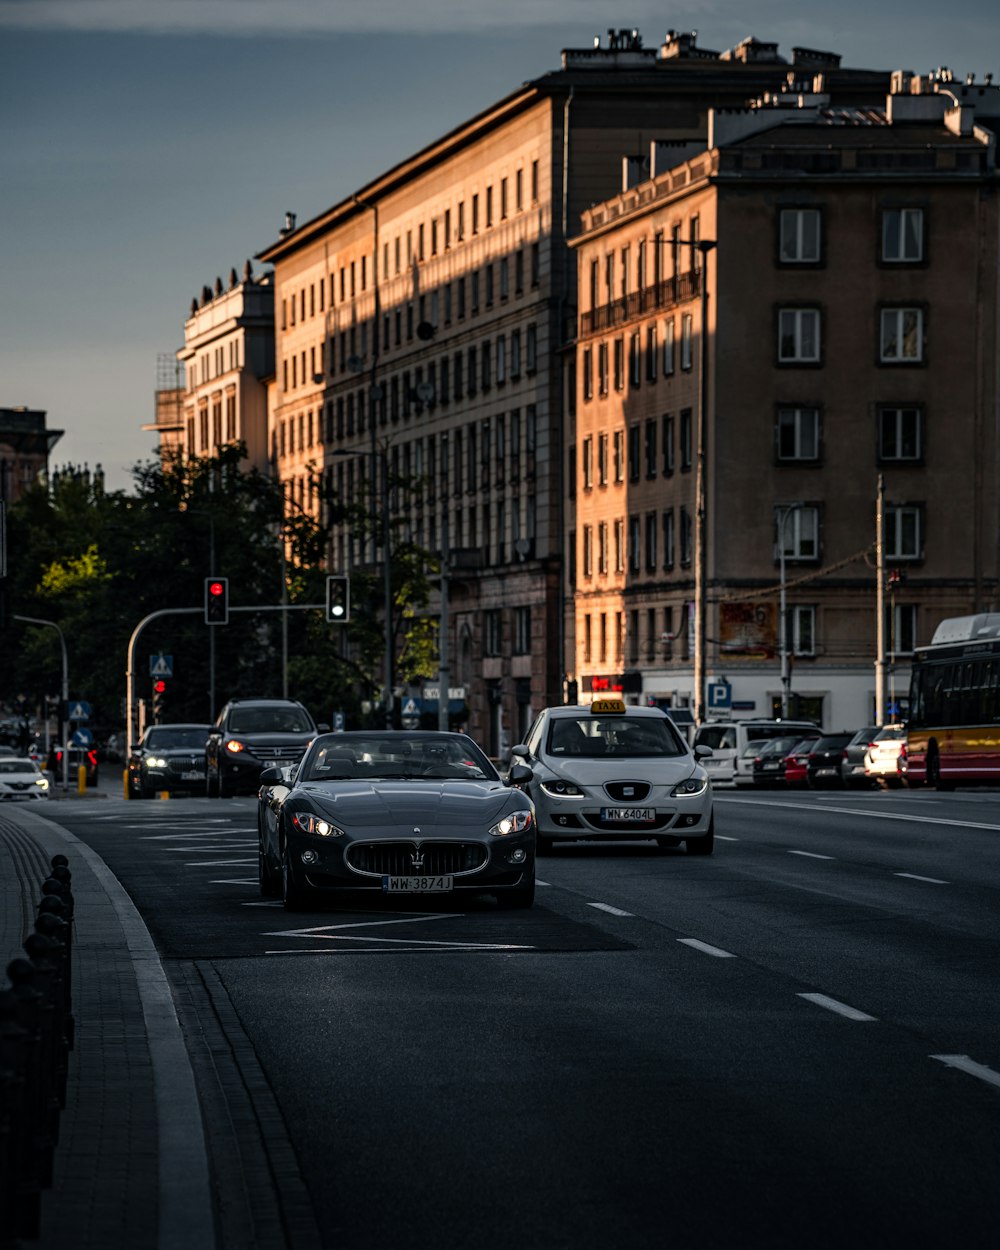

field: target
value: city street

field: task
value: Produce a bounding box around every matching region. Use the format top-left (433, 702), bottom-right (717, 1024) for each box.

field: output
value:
top-left (27, 784), bottom-right (1000, 1249)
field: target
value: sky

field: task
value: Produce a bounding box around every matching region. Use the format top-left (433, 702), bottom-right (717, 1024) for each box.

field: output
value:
top-left (2, 0), bottom-right (997, 492)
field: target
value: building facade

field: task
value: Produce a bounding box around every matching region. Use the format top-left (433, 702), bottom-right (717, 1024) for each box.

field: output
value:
top-left (256, 29), bottom-right (891, 751)
top-left (571, 71), bottom-right (1000, 730)
top-left (0, 407), bottom-right (63, 504)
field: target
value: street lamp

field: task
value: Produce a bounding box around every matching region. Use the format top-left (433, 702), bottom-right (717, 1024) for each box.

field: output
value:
top-left (178, 504), bottom-right (217, 718)
top-left (352, 193), bottom-right (381, 566)
top-left (775, 501), bottom-right (805, 718)
top-left (691, 238), bottom-right (716, 726)
top-left (13, 615), bottom-right (69, 789)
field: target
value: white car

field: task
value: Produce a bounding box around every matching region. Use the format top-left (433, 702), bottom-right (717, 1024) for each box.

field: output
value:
top-left (864, 725), bottom-right (906, 786)
top-left (509, 699), bottom-right (714, 855)
top-left (0, 758), bottom-right (51, 801)
top-left (734, 740), bottom-right (770, 787)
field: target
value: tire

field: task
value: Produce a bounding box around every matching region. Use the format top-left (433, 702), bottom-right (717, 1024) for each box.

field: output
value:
top-left (259, 837), bottom-right (280, 898)
top-left (535, 833), bottom-right (554, 857)
top-left (686, 819), bottom-right (715, 856)
top-left (656, 836), bottom-right (682, 849)
top-left (495, 878), bottom-right (535, 909)
top-left (281, 841), bottom-right (312, 911)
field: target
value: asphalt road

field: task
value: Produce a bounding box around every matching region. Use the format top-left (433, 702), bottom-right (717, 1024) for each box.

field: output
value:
top-left (40, 785), bottom-right (1000, 1249)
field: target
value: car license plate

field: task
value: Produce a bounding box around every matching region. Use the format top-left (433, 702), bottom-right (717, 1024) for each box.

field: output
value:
top-left (181, 770), bottom-right (204, 780)
top-left (382, 875), bottom-right (454, 893)
top-left (815, 767), bottom-right (836, 777)
top-left (763, 762), bottom-right (779, 770)
top-left (601, 807), bottom-right (655, 823)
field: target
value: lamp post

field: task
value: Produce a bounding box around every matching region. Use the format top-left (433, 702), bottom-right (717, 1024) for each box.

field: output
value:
top-left (438, 433), bottom-right (450, 732)
top-left (14, 615), bottom-right (69, 789)
top-left (775, 501), bottom-right (805, 718)
top-left (352, 194), bottom-right (381, 566)
top-left (178, 504), bottom-right (217, 718)
top-left (691, 238), bottom-right (716, 727)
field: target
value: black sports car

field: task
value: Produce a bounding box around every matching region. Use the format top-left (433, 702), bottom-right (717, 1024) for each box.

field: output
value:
top-left (257, 730), bottom-right (535, 911)
top-left (128, 723), bottom-right (210, 799)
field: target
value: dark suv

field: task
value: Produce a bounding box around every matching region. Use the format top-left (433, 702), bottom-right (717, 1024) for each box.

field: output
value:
top-left (205, 699), bottom-right (325, 797)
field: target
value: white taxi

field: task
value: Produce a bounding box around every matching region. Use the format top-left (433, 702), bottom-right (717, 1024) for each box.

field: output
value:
top-left (509, 700), bottom-right (714, 855)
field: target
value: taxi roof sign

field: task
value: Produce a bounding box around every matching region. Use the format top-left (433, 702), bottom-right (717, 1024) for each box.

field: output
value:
top-left (590, 698), bottom-right (627, 715)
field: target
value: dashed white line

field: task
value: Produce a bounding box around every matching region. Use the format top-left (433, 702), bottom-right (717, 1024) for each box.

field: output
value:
top-left (715, 796), bottom-right (1000, 832)
top-left (797, 992), bottom-right (876, 1021)
top-left (677, 938), bottom-right (736, 958)
top-left (536, 879), bottom-right (551, 887)
top-left (716, 835), bottom-right (739, 842)
top-left (588, 902), bottom-right (633, 917)
top-left (185, 858), bottom-right (257, 866)
top-left (895, 872), bottom-right (949, 885)
top-left (787, 849), bottom-right (835, 860)
top-left (930, 1054), bottom-right (1000, 1091)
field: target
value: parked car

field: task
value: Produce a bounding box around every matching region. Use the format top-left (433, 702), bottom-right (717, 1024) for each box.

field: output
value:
top-left (733, 740), bottom-right (770, 788)
top-left (46, 744), bottom-right (99, 787)
top-left (128, 723), bottom-right (211, 799)
top-left (751, 733), bottom-right (821, 787)
top-left (864, 724), bottom-right (907, 787)
top-left (805, 733), bottom-right (855, 788)
top-left (840, 726), bottom-right (881, 788)
top-left (692, 718), bottom-right (820, 787)
top-left (782, 739), bottom-right (822, 788)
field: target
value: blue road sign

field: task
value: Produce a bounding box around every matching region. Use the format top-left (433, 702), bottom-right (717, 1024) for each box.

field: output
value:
top-left (68, 700), bottom-right (92, 721)
top-left (707, 680), bottom-right (732, 711)
top-left (71, 727), bottom-right (94, 747)
top-left (150, 653), bottom-right (174, 677)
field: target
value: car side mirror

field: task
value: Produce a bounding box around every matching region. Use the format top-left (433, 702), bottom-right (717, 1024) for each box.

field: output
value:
top-left (510, 744), bottom-right (530, 760)
top-left (259, 766), bottom-right (283, 785)
top-left (508, 762), bottom-right (532, 786)
top-left (694, 745), bottom-right (714, 760)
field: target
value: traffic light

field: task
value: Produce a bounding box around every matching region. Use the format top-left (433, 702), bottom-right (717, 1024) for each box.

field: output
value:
top-left (204, 577), bottom-right (229, 625)
top-left (326, 575), bottom-right (350, 623)
top-left (152, 678), bottom-right (167, 721)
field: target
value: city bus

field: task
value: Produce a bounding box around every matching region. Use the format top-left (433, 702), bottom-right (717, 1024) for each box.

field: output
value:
top-left (905, 614), bottom-right (1000, 787)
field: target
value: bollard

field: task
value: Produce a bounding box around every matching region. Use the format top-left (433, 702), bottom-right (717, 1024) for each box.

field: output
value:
top-left (76, 763), bottom-right (86, 795)
top-left (5, 959), bottom-right (49, 1239)
top-left (0, 985), bottom-right (27, 1246)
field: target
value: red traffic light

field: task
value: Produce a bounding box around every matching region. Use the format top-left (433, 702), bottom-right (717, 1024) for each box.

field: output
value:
top-left (153, 679), bottom-right (167, 694)
top-left (208, 581), bottom-right (225, 597)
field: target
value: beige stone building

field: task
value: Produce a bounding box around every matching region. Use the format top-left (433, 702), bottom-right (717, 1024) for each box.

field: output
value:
top-left (571, 71), bottom-right (1000, 729)
top-left (175, 262), bottom-right (274, 473)
top-left (256, 29), bottom-right (891, 751)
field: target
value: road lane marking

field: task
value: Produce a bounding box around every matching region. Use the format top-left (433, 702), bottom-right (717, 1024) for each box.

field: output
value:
top-left (787, 850), bottom-right (835, 860)
top-left (715, 797), bottom-right (1000, 832)
top-left (588, 902), bottom-right (633, 917)
top-left (211, 878), bottom-right (257, 884)
top-left (895, 872), bottom-right (949, 884)
top-left (185, 858), bottom-right (257, 866)
top-left (677, 938), bottom-right (736, 958)
top-left (264, 944), bottom-right (533, 955)
top-left (797, 993), bottom-right (876, 1021)
top-left (716, 835), bottom-right (739, 841)
top-left (930, 1054), bottom-right (1000, 1090)
top-left (536, 879), bottom-right (551, 886)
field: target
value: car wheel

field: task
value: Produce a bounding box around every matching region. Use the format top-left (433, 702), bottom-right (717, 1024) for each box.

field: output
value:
top-left (281, 840), bottom-right (312, 911)
top-left (535, 833), bottom-right (554, 856)
top-left (259, 838), bottom-right (280, 898)
top-left (656, 836), bottom-right (682, 849)
top-left (495, 878), bottom-right (535, 909)
top-left (686, 819), bottom-right (714, 856)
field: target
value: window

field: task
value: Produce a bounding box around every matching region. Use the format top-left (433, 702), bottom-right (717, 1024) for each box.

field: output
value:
top-left (644, 420), bottom-right (656, 478)
top-left (776, 407), bottom-right (820, 461)
top-left (613, 337), bottom-right (625, 391)
top-left (882, 208), bottom-right (924, 263)
top-left (645, 513), bottom-right (657, 571)
top-left (776, 505), bottom-right (820, 559)
top-left (526, 324), bottom-right (537, 372)
top-left (581, 436), bottom-right (593, 490)
top-left (598, 343), bottom-right (609, 396)
top-left (613, 430), bottom-right (624, 482)
top-left (885, 505), bottom-right (922, 559)
top-left (680, 314), bottom-right (693, 370)
top-left (630, 332), bottom-right (641, 386)
top-left (878, 406), bottom-right (922, 461)
top-left (880, 308), bottom-right (924, 363)
top-left (629, 515), bottom-right (641, 573)
top-left (598, 522), bottom-right (608, 574)
top-left (662, 415), bottom-right (674, 475)
top-left (646, 324), bottom-right (657, 381)
top-left (680, 409), bottom-right (692, 471)
top-left (510, 329), bottom-right (521, 379)
top-left (582, 525), bottom-right (593, 577)
top-left (485, 609), bottom-right (503, 656)
top-left (513, 606), bottom-right (531, 654)
top-left (785, 606), bottom-right (816, 656)
top-left (680, 507), bottom-right (692, 567)
top-left (891, 604), bottom-right (918, 656)
top-left (496, 336), bottom-right (506, 384)
top-left (779, 208), bottom-right (821, 263)
top-left (779, 309), bottom-right (821, 362)
top-left (582, 348), bottom-right (593, 401)
top-left (628, 425), bottom-right (640, 483)
top-left (614, 519), bottom-right (625, 573)
top-left (663, 510), bottom-right (675, 569)
top-left (663, 318), bottom-right (675, 375)
top-left (597, 433), bottom-right (608, 486)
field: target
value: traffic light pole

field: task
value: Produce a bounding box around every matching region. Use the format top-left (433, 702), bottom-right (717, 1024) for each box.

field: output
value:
top-left (14, 614), bottom-right (70, 790)
top-left (126, 602), bottom-right (327, 751)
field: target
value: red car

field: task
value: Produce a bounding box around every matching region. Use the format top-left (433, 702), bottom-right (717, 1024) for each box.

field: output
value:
top-left (780, 739), bottom-right (818, 788)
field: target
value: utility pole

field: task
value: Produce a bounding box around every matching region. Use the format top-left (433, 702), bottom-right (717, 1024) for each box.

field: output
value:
top-left (692, 238), bottom-right (716, 726)
top-left (438, 433), bottom-right (450, 732)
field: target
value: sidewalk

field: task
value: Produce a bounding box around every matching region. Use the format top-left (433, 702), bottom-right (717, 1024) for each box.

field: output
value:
top-left (0, 801), bottom-right (214, 1250)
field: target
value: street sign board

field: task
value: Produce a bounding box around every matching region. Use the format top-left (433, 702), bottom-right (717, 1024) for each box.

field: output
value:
top-left (401, 697), bottom-right (422, 717)
top-left (68, 700), bottom-right (92, 721)
top-left (71, 727), bottom-right (93, 747)
top-left (421, 686), bottom-right (465, 702)
top-left (707, 680), bottom-right (732, 711)
top-left (150, 653), bottom-right (174, 677)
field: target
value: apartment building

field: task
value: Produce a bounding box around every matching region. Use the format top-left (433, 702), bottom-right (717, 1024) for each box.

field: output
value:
top-left (176, 261), bottom-right (274, 473)
top-left (571, 71), bottom-right (1000, 729)
top-left (0, 407), bottom-right (63, 503)
top-left (256, 29), bottom-right (891, 752)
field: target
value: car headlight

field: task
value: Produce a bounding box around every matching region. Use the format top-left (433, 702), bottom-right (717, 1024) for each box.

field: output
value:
top-left (226, 739), bottom-right (245, 754)
top-left (671, 776), bottom-right (708, 797)
top-left (490, 809), bottom-right (534, 837)
top-left (540, 779), bottom-right (584, 797)
top-left (291, 811), bottom-right (344, 837)
top-left (146, 756), bottom-right (168, 769)
top-left (35, 778), bottom-right (49, 789)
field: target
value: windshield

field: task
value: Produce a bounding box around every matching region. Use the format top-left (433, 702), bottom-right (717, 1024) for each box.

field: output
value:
top-left (547, 715), bottom-right (685, 758)
top-left (757, 736), bottom-right (804, 757)
top-left (228, 708), bottom-right (313, 734)
top-left (146, 727), bottom-right (209, 750)
top-left (0, 760), bottom-right (38, 774)
top-left (874, 725), bottom-right (906, 740)
top-left (695, 725), bottom-right (737, 751)
top-left (302, 733), bottom-right (498, 782)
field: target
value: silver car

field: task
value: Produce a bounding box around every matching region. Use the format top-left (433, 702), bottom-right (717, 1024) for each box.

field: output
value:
top-left (509, 700), bottom-right (714, 855)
